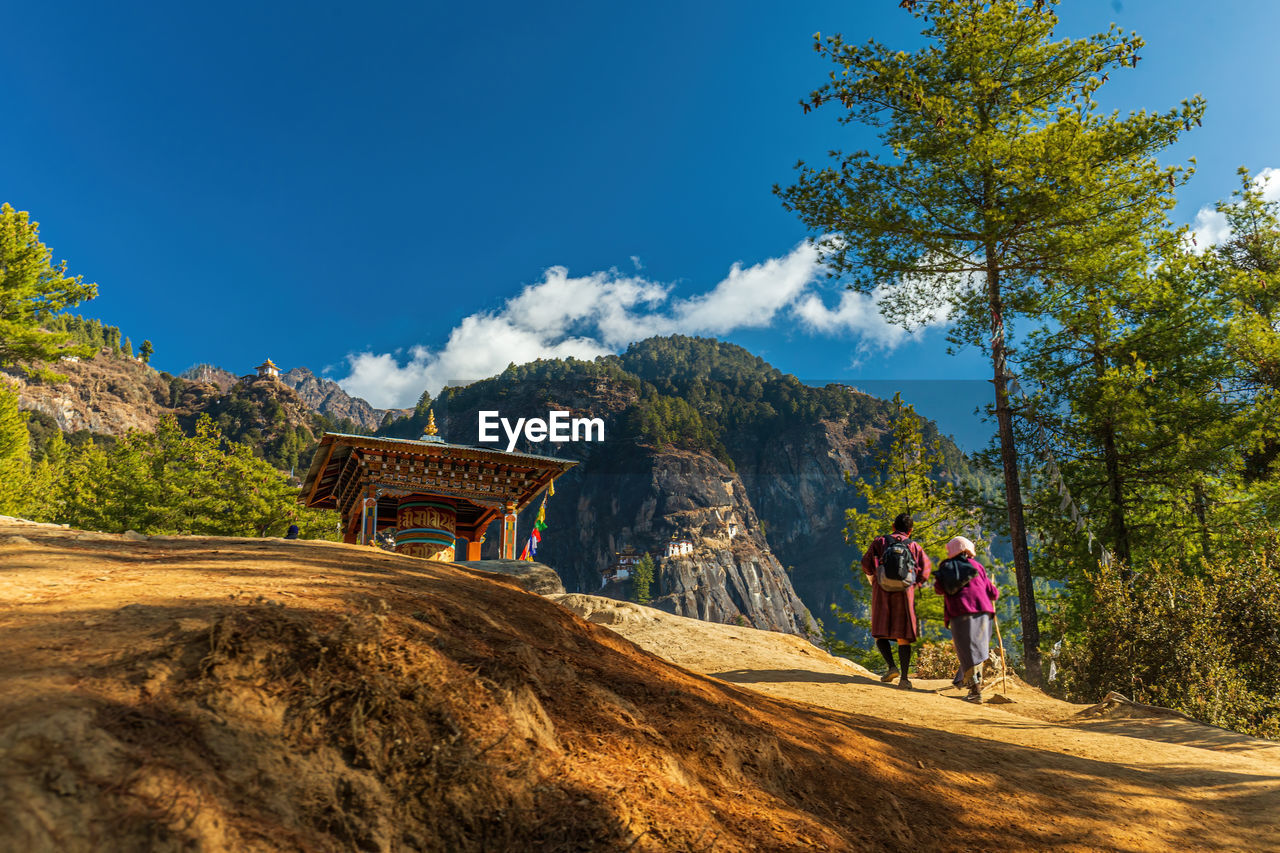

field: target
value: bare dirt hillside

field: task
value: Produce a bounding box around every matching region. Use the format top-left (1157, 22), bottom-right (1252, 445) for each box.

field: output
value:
top-left (2, 519), bottom-right (1278, 852)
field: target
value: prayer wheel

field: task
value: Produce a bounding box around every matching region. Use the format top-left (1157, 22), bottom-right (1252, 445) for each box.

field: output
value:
top-left (396, 496), bottom-right (457, 561)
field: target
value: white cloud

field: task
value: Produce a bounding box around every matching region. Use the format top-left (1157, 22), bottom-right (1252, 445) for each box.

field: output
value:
top-left (339, 169), bottom-right (1280, 409)
top-left (337, 241), bottom-right (948, 408)
top-left (1190, 167), bottom-right (1280, 252)
top-left (671, 245), bottom-right (820, 334)
top-left (794, 289), bottom-right (904, 347)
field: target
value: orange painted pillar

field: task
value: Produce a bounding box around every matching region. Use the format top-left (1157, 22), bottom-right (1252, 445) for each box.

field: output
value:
top-left (499, 504), bottom-right (518, 560)
top-left (361, 492), bottom-right (379, 546)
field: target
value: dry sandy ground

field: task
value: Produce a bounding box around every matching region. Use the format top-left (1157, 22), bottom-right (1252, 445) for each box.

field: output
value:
top-left (2, 519), bottom-right (1278, 852)
top-left (554, 594), bottom-right (1280, 850)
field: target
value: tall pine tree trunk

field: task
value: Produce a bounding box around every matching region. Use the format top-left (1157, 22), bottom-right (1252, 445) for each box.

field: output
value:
top-left (986, 261), bottom-right (1043, 685)
top-left (1100, 425), bottom-right (1133, 575)
top-left (1191, 481), bottom-right (1213, 559)
top-left (1094, 347), bottom-right (1133, 576)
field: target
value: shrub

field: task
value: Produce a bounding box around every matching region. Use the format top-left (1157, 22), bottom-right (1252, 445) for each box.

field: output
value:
top-left (913, 642), bottom-right (960, 680)
top-left (915, 639), bottom-right (1008, 683)
top-left (1053, 544), bottom-right (1280, 739)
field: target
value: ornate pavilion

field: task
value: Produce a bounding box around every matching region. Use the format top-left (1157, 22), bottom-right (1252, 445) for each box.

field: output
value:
top-left (299, 415), bottom-right (576, 561)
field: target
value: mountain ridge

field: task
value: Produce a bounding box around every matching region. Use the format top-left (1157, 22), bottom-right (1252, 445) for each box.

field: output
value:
top-left (278, 366), bottom-right (408, 432)
top-left (11, 334), bottom-right (979, 639)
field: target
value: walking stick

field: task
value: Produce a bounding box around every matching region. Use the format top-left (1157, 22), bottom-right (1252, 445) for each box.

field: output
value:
top-left (993, 612), bottom-right (1009, 694)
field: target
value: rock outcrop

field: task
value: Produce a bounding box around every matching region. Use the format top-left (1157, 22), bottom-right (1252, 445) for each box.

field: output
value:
top-left (279, 367), bottom-right (404, 432)
top-left (728, 413), bottom-right (888, 627)
top-left (424, 377), bottom-right (819, 638)
top-left (455, 559), bottom-right (566, 595)
top-left (179, 364), bottom-right (239, 391)
top-left (558, 448), bottom-right (816, 638)
top-left (3, 352), bottom-right (201, 435)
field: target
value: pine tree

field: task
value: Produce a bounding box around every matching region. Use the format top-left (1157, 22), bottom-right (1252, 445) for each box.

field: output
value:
top-left (1210, 169), bottom-right (1280, 488)
top-left (0, 205), bottom-right (97, 368)
top-left (139, 340), bottom-right (154, 364)
top-left (633, 552), bottom-right (655, 604)
top-left (1018, 238), bottom-right (1243, 586)
top-left (414, 389), bottom-right (433, 417)
top-left (86, 319), bottom-right (104, 351)
top-left (51, 439), bottom-right (109, 532)
top-left (776, 0), bottom-right (1204, 682)
top-left (0, 383), bottom-right (31, 516)
top-left (38, 415), bottom-right (340, 538)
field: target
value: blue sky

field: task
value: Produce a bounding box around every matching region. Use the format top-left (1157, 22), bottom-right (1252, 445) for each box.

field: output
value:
top-left (4, 1), bottom-right (1278, 438)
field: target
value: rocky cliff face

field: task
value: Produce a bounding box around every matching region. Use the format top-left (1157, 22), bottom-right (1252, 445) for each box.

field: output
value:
top-left (3, 352), bottom-right (217, 435)
top-left (279, 367), bottom-right (404, 432)
top-left (7, 354), bottom-right (355, 473)
top-left (728, 412), bottom-right (890, 630)
top-left (426, 380), bottom-right (818, 638)
top-left (179, 364), bottom-right (239, 392)
top-left (639, 451), bottom-right (816, 637)
top-left (526, 448), bottom-right (817, 638)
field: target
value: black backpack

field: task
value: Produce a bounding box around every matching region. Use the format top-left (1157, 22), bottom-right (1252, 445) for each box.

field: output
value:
top-left (877, 536), bottom-right (917, 592)
top-left (937, 555), bottom-right (978, 596)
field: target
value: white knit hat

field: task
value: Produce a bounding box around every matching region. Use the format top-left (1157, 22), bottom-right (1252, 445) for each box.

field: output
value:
top-left (946, 536), bottom-right (976, 559)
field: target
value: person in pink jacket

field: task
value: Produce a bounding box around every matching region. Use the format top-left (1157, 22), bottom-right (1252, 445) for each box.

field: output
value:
top-left (933, 535), bottom-right (999, 703)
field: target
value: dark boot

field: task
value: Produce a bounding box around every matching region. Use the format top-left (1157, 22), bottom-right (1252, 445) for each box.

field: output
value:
top-left (877, 639), bottom-right (898, 681)
top-left (897, 644), bottom-right (913, 689)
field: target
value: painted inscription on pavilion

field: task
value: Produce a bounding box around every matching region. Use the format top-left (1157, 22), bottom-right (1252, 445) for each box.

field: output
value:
top-left (396, 498), bottom-right (458, 561)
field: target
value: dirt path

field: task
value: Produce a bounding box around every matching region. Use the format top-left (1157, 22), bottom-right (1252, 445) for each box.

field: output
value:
top-left (554, 593), bottom-right (1280, 851)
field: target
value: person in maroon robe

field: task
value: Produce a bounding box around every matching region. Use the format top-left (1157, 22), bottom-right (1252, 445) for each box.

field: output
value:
top-left (860, 513), bottom-right (933, 689)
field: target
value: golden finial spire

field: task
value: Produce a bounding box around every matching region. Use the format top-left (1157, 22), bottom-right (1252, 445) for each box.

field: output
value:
top-left (420, 410), bottom-right (443, 443)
